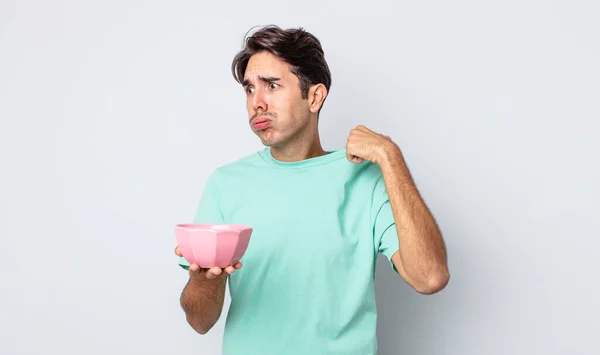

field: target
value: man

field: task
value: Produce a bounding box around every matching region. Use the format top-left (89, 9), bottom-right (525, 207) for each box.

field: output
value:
top-left (174, 25), bottom-right (449, 354)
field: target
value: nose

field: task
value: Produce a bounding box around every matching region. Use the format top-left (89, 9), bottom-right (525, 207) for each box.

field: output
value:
top-left (251, 89), bottom-right (267, 114)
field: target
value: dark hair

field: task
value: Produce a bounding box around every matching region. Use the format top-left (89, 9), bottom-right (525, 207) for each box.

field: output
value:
top-left (231, 25), bottom-right (332, 101)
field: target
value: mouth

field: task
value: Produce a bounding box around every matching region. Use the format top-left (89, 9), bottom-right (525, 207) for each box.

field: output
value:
top-left (251, 117), bottom-right (272, 130)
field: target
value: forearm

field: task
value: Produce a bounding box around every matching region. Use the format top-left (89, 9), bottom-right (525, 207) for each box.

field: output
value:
top-left (379, 146), bottom-right (449, 292)
top-left (180, 275), bottom-right (227, 334)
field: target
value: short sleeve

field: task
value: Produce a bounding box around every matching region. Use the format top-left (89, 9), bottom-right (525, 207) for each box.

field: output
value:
top-left (371, 174), bottom-right (400, 272)
top-left (178, 170), bottom-right (225, 270)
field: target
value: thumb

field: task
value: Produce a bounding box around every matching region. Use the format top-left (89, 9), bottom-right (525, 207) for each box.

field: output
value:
top-left (346, 150), bottom-right (354, 161)
top-left (347, 154), bottom-right (364, 164)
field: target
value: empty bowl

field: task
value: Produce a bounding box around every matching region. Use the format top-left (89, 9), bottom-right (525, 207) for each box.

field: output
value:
top-left (175, 223), bottom-right (253, 268)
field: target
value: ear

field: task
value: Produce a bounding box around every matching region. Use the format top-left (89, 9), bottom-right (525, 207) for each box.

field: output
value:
top-left (308, 84), bottom-right (328, 114)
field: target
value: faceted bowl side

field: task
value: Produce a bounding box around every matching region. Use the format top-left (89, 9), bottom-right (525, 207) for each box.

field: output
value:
top-left (175, 224), bottom-right (253, 268)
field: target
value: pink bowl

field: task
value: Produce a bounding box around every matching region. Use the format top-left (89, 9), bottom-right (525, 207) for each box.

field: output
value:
top-left (175, 223), bottom-right (252, 268)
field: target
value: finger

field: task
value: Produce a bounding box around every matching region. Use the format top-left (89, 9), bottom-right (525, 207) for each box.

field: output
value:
top-left (233, 262), bottom-right (243, 269)
top-left (345, 141), bottom-right (353, 160)
top-left (349, 127), bottom-right (361, 138)
top-left (351, 156), bottom-right (364, 164)
top-left (355, 125), bottom-right (370, 132)
top-left (350, 129), bottom-right (364, 138)
top-left (346, 150), bottom-right (354, 161)
top-left (189, 263), bottom-right (200, 272)
top-left (174, 246), bottom-right (182, 256)
top-left (347, 152), bottom-right (363, 164)
top-left (205, 267), bottom-right (222, 279)
top-left (224, 265), bottom-right (235, 274)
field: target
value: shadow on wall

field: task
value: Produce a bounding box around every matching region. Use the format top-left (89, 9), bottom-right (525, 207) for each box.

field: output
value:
top-left (375, 255), bottom-right (452, 355)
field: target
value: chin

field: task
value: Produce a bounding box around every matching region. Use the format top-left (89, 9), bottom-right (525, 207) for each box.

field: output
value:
top-left (256, 129), bottom-right (281, 147)
top-left (259, 138), bottom-right (279, 147)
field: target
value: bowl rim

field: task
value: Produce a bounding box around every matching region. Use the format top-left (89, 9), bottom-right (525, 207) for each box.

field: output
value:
top-left (175, 223), bottom-right (252, 231)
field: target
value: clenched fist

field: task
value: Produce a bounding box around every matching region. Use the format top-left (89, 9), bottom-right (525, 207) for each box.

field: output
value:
top-left (345, 125), bottom-right (398, 165)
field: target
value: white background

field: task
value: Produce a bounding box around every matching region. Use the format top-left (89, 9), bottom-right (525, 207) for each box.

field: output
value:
top-left (1, 1), bottom-right (598, 354)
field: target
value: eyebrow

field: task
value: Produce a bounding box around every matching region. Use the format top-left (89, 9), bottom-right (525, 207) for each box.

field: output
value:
top-left (242, 76), bottom-right (281, 87)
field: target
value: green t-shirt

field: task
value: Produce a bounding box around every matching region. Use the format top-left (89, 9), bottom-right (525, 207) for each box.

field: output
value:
top-left (178, 148), bottom-right (399, 355)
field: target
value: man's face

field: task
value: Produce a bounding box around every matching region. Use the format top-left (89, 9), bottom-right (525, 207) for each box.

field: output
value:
top-left (243, 51), bottom-right (311, 148)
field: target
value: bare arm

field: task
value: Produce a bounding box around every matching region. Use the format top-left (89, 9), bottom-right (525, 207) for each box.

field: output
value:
top-left (175, 246), bottom-right (241, 334)
top-left (345, 125), bottom-right (449, 294)
top-left (180, 274), bottom-right (227, 334)
top-left (379, 145), bottom-right (450, 294)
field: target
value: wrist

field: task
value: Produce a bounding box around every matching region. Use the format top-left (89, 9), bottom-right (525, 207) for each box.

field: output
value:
top-left (191, 272), bottom-right (227, 285)
top-left (377, 141), bottom-right (403, 168)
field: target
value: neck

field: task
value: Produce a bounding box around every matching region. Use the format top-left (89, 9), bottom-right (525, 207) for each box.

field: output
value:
top-left (269, 120), bottom-right (327, 162)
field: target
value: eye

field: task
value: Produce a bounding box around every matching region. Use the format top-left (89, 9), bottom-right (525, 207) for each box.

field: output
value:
top-left (269, 82), bottom-right (280, 90)
top-left (246, 86), bottom-right (255, 94)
